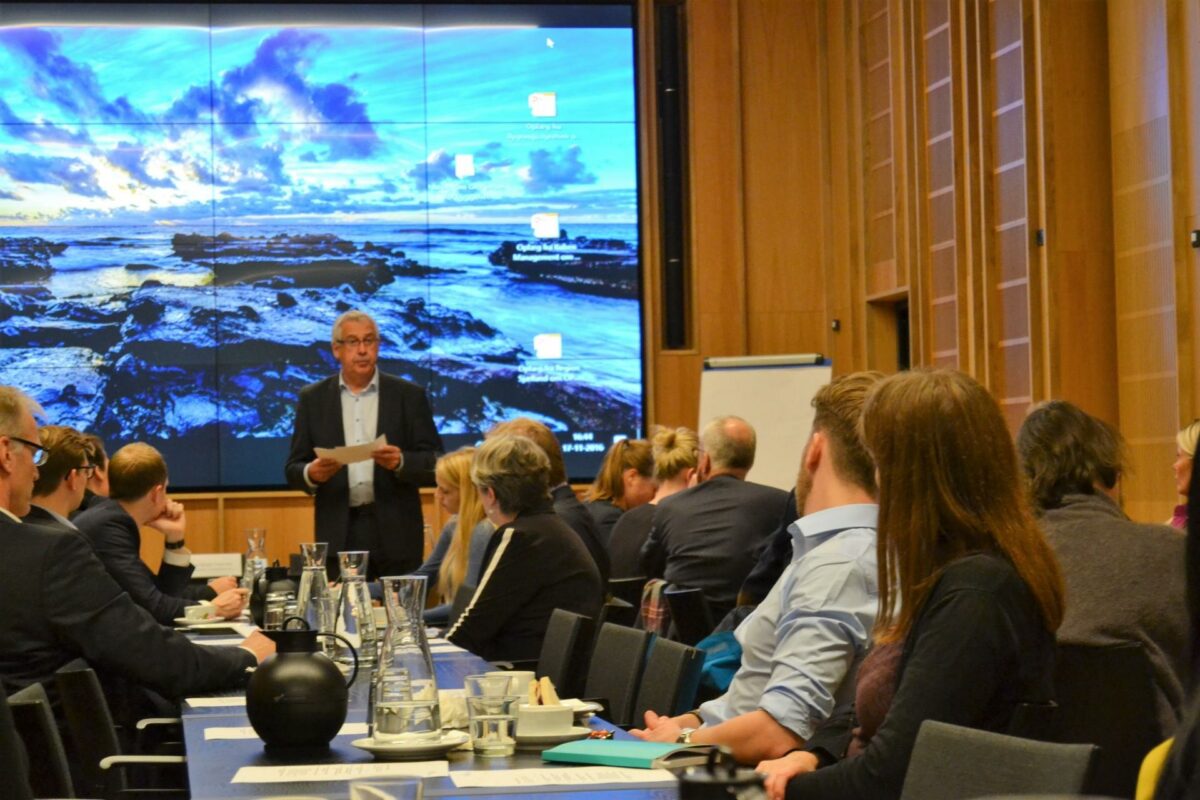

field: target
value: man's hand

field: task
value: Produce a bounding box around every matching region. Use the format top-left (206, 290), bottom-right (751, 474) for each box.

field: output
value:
top-left (629, 710), bottom-right (700, 743)
top-left (147, 499), bottom-right (186, 542)
top-left (307, 457), bottom-right (344, 484)
top-left (206, 576), bottom-right (237, 594)
top-left (372, 444), bottom-right (403, 471)
top-left (240, 630), bottom-right (276, 664)
top-left (756, 751), bottom-right (819, 800)
top-left (211, 587), bottom-right (249, 619)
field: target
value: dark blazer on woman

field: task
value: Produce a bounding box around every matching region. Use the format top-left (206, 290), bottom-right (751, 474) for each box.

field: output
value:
top-left (74, 499), bottom-right (213, 625)
top-left (788, 552), bottom-right (1055, 800)
top-left (446, 503), bottom-right (604, 662)
top-left (285, 371), bottom-right (443, 576)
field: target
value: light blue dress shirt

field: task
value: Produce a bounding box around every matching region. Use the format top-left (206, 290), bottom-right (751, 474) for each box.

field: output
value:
top-left (698, 503), bottom-right (879, 739)
top-left (341, 370), bottom-right (380, 507)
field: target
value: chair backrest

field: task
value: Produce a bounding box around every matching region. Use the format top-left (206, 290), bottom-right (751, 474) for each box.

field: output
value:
top-left (583, 623), bottom-right (652, 727)
top-left (899, 719), bottom-right (1097, 800)
top-left (663, 585), bottom-right (715, 645)
top-left (608, 576), bottom-right (648, 609)
top-left (536, 609), bottom-right (595, 699)
top-left (1049, 641), bottom-right (1161, 798)
top-left (597, 597), bottom-right (638, 629)
top-left (8, 682), bottom-right (74, 799)
top-left (0, 685), bottom-right (33, 800)
top-left (633, 638), bottom-right (704, 721)
top-left (56, 664), bottom-right (124, 798)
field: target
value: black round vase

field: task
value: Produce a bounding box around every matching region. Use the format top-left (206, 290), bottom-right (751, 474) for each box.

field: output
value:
top-left (245, 626), bottom-right (349, 749)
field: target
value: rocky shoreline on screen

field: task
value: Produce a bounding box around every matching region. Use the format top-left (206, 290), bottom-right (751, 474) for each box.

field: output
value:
top-left (488, 232), bottom-right (638, 299)
top-left (0, 233), bottom-right (639, 465)
top-left (0, 237), bottom-right (67, 281)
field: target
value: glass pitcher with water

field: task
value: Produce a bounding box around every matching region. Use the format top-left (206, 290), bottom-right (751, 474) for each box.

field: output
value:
top-left (241, 528), bottom-right (268, 589)
top-left (296, 542), bottom-right (334, 649)
top-left (371, 575), bottom-right (441, 741)
top-left (334, 551), bottom-right (378, 667)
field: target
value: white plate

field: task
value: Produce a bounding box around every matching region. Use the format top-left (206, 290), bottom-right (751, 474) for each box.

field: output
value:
top-left (515, 726), bottom-right (593, 750)
top-left (351, 730), bottom-right (471, 761)
top-left (173, 617), bottom-right (230, 628)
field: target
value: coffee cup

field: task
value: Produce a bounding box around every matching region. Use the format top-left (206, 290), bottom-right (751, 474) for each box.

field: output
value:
top-left (184, 602), bottom-right (215, 621)
top-left (516, 703), bottom-right (573, 736)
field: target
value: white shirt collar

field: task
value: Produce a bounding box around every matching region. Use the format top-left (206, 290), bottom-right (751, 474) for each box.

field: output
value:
top-left (339, 368), bottom-right (380, 395)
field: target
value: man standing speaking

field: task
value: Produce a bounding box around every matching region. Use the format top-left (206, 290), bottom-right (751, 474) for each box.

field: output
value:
top-left (286, 310), bottom-right (443, 578)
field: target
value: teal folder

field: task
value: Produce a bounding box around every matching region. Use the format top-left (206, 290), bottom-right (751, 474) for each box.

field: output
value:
top-left (541, 738), bottom-right (713, 769)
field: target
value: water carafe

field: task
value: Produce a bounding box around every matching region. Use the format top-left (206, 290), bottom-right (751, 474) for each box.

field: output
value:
top-left (241, 527), bottom-right (268, 589)
top-left (334, 551), bottom-right (378, 667)
top-left (295, 542), bottom-right (329, 619)
top-left (372, 575), bottom-right (441, 741)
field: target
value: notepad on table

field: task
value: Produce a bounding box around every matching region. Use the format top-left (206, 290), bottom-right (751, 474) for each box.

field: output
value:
top-left (541, 739), bottom-right (713, 769)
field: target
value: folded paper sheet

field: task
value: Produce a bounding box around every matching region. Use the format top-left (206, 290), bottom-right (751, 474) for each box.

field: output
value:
top-left (231, 761), bottom-right (448, 784)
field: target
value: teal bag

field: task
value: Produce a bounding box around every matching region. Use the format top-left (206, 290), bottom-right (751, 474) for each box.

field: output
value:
top-left (695, 629), bottom-right (741, 696)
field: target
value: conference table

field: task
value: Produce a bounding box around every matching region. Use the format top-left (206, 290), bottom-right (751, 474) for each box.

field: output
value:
top-left (179, 630), bottom-right (683, 800)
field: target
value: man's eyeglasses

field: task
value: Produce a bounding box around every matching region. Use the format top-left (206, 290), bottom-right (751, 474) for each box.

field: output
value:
top-left (336, 335), bottom-right (380, 349)
top-left (75, 464), bottom-right (97, 477)
top-left (7, 435), bottom-right (47, 466)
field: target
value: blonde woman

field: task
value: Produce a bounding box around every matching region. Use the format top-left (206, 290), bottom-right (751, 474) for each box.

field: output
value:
top-left (609, 426), bottom-right (699, 578)
top-left (414, 447), bottom-right (491, 625)
top-left (1170, 420), bottom-right (1200, 529)
top-left (583, 437), bottom-right (656, 544)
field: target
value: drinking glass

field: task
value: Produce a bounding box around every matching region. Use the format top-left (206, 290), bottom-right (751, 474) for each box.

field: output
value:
top-left (464, 673), bottom-right (520, 757)
top-left (349, 779), bottom-right (423, 800)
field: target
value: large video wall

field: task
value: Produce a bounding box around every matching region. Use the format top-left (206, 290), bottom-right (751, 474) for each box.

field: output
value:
top-left (0, 3), bottom-right (642, 487)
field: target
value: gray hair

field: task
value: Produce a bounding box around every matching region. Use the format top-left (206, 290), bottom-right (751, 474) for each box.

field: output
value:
top-left (471, 434), bottom-right (551, 515)
top-left (331, 310), bottom-right (379, 347)
top-left (0, 386), bottom-right (44, 436)
top-left (701, 415), bottom-right (756, 471)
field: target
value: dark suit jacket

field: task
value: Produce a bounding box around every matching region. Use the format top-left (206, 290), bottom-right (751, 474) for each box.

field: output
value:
top-left (285, 371), bottom-right (443, 575)
top-left (551, 484), bottom-right (610, 584)
top-left (447, 506), bottom-right (603, 662)
top-left (23, 503), bottom-right (78, 534)
top-left (640, 474), bottom-right (791, 621)
top-left (0, 516), bottom-right (254, 698)
top-left (584, 499), bottom-right (622, 548)
top-left (74, 499), bottom-right (209, 625)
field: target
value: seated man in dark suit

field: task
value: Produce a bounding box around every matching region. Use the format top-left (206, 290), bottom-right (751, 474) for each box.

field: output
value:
top-left (73, 432), bottom-right (110, 516)
top-left (640, 416), bottom-right (792, 623)
top-left (488, 417), bottom-right (610, 584)
top-left (22, 424), bottom-right (91, 533)
top-left (74, 443), bottom-right (246, 626)
top-left (0, 385), bottom-right (272, 702)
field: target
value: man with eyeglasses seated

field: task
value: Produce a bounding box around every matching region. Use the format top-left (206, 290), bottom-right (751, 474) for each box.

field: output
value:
top-left (74, 443), bottom-right (247, 625)
top-left (22, 424), bottom-right (93, 533)
top-left (286, 309), bottom-right (443, 579)
top-left (0, 386), bottom-right (273, 709)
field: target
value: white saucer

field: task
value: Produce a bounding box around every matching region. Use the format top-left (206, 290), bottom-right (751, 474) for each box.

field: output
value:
top-left (560, 699), bottom-right (604, 718)
top-left (351, 730), bottom-right (470, 760)
top-left (173, 617), bottom-right (229, 628)
top-left (515, 726), bottom-right (592, 750)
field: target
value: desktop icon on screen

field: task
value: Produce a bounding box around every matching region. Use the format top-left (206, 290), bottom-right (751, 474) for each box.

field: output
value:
top-left (454, 154), bottom-right (476, 178)
top-left (533, 333), bottom-right (563, 359)
top-left (531, 212), bottom-right (560, 239)
top-left (529, 91), bottom-right (557, 117)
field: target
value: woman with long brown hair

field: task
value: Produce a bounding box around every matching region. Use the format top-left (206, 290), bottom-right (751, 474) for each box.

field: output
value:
top-left (583, 437), bottom-right (655, 543)
top-left (757, 369), bottom-right (1065, 800)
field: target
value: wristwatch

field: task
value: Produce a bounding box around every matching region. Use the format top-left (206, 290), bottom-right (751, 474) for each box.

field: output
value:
top-left (677, 728), bottom-right (697, 744)
top-left (164, 538), bottom-right (186, 550)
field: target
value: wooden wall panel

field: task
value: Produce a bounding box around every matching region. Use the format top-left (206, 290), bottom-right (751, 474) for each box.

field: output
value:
top-left (862, 2), bottom-right (902, 303)
top-left (1108, 0), bottom-right (1179, 522)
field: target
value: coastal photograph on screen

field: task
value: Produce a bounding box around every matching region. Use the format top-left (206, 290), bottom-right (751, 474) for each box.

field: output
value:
top-left (0, 3), bottom-right (643, 487)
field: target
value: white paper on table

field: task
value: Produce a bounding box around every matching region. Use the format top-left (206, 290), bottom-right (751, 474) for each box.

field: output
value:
top-left (232, 761), bottom-right (448, 784)
top-left (429, 644), bottom-right (465, 653)
top-left (185, 696), bottom-right (246, 708)
top-left (205, 722), bottom-right (368, 741)
top-left (193, 638), bottom-right (243, 647)
top-left (450, 767), bottom-right (677, 788)
top-left (314, 435), bottom-right (388, 465)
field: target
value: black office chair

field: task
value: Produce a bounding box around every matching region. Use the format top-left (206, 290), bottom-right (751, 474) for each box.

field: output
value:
top-left (633, 637), bottom-right (704, 721)
top-left (1048, 641), bottom-right (1161, 798)
top-left (583, 623), bottom-right (652, 727)
top-left (663, 585), bottom-right (715, 645)
top-left (900, 720), bottom-right (1096, 799)
top-left (535, 609), bottom-right (596, 699)
top-left (608, 576), bottom-right (648, 609)
top-left (56, 664), bottom-right (187, 800)
top-left (8, 682), bottom-right (74, 798)
top-left (0, 685), bottom-right (33, 800)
